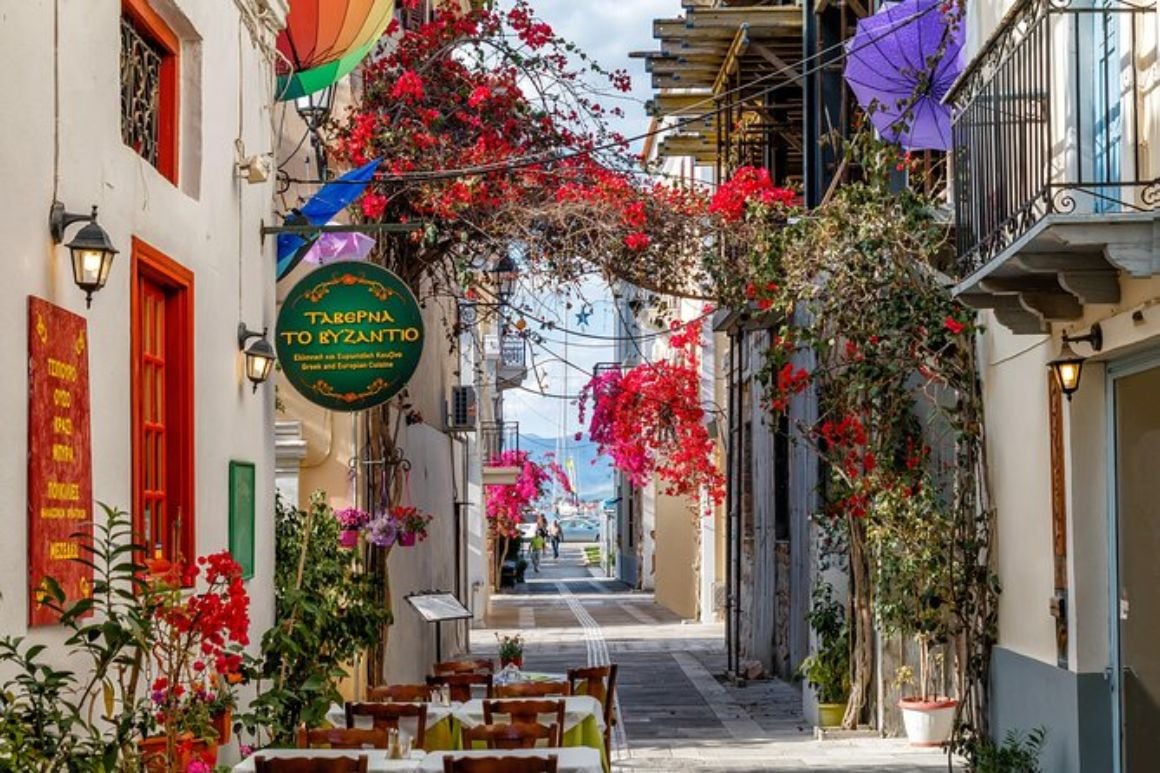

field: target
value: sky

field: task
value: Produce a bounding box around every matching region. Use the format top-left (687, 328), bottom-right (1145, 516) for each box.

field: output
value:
top-left (497, 1), bottom-right (673, 445)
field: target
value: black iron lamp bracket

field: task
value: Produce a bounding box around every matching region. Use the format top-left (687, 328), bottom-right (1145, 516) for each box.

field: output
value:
top-left (238, 323), bottom-right (268, 350)
top-left (49, 202), bottom-right (97, 244)
top-left (1063, 322), bottom-right (1103, 352)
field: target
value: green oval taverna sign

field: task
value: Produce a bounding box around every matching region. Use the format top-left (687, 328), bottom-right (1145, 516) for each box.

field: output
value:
top-left (276, 262), bottom-right (424, 412)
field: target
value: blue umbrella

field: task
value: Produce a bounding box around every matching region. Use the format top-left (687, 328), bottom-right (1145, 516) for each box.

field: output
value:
top-left (843, 0), bottom-right (964, 151)
top-left (276, 157), bottom-right (382, 279)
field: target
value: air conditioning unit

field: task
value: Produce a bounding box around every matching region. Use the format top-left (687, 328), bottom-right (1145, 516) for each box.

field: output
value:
top-left (447, 385), bottom-right (476, 431)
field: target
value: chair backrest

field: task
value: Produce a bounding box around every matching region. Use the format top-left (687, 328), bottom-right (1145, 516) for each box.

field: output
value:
top-left (427, 672), bottom-right (494, 702)
top-left (462, 722), bottom-right (559, 750)
top-left (433, 658), bottom-right (495, 675)
top-left (295, 725), bottom-right (390, 750)
top-left (441, 754), bottom-right (558, 773)
top-left (482, 699), bottom-right (565, 746)
top-left (343, 702), bottom-right (427, 748)
top-left (495, 681), bottom-right (571, 698)
top-left (254, 756), bottom-right (369, 773)
top-left (567, 664), bottom-right (618, 726)
top-left (366, 683), bottom-right (435, 702)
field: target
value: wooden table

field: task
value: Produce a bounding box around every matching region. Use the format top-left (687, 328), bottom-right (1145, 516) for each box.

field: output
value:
top-left (418, 748), bottom-right (602, 773)
top-left (232, 749), bottom-right (425, 772)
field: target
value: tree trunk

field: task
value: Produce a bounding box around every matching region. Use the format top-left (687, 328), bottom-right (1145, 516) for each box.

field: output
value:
top-left (844, 515), bottom-right (874, 729)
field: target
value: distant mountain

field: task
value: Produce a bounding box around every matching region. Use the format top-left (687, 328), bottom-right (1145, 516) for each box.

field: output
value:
top-left (523, 434), bottom-right (615, 501)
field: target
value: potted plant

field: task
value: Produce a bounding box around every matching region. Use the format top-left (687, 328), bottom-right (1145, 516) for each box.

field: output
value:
top-left (869, 479), bottom-right (958, 746)
top-left (390, 504), bottom-right (433, 547)
top-left (497, 634), bottom-right (524, 669)
top-left (140, 550), bottom-right (250, 768)
top-left (799, 583), bottom-right (849, 728)
top-left (334, 506), bottom-right (370, 548)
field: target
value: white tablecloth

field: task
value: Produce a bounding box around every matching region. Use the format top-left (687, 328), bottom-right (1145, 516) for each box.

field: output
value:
top-left (454, 696), bottom-right (605, 733)
top-left (233, 748), bottom-right (425, 772)
top-left (326, 702), bottom-right (460, 730)
top-left (419, 748), bottom-right (601, 773)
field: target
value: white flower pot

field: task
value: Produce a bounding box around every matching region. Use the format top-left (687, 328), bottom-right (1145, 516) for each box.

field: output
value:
top-left (898, 697), bottom-right (956, 746)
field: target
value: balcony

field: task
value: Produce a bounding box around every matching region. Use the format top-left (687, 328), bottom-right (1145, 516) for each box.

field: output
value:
top-left (483, 331), bottom-right (528, 390)
top-left (949, 0), bottom-right (1158, 334)
top-left (480, 420), bottom-right (520, 463)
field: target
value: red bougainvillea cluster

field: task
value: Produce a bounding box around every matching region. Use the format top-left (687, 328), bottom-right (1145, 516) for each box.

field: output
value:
top-left (579, 321), bottom-right (724, 507)
top-left (708, 166), bottom-right (797, 222)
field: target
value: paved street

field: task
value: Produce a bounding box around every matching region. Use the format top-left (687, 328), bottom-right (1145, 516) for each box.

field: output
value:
top-left (472, 544), bottom-right (955, 772)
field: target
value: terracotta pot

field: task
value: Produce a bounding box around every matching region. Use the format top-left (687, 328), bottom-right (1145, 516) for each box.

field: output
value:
top-left (817, 702), bottom-right (846, 728)
top-left (138, 733), bottom-right (218, 772)
top-left (397, 531), bottom-right (417, 547)
top-left (210, 708), bottom-right (232, 744)
top-left (898, 697), bottom-right (957, 746)
top-left (340, 529), bottom-right (360, 548)
top-left (500, 655), bottom-right (523, 669)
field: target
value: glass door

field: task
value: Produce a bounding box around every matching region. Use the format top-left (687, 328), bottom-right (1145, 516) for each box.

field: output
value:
top-left (1111, 363), bottom-right (1160, 770)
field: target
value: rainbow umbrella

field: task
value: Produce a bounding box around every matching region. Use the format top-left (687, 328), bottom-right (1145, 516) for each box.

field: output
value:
top-left (276, 0), bottom-right (396, 101)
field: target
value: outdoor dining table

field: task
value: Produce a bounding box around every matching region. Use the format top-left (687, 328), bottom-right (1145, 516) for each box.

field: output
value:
top-left (454, 696), bottom-right (607, 771)
top-left (326, 701), bottom-right (462, 751)
top-left (232, 748), bottom-right (426, 772)
top-left (418, 747), bottom-right (602, 773)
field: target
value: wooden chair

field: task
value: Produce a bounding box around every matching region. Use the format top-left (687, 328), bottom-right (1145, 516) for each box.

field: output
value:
top-left (254, 756), bottom-right (368, 773)
top-left (567, 664), bottom-right (618, 757)
top-left (366, 683), bottom-right (436, 702)
top-left (295, 726), bottom-right (389, 750)
top-left (433, 658), bottom-right (495, 675)
top-left (462, 722), bottom-right (559, 750)
top-left (495, 681), bottom-right (571, 698)
top-left (482, 699), bottom-right (565, 746)
top-left (343, 701), bottom-right (427, 749)
top-left (441, 755), bottom-right (558, 773)
top-left (427, 672), bottom-right (493, 702)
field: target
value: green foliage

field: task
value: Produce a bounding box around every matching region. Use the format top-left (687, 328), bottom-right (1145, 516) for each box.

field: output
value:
top-left (798, 584), bottom-right (850, 704)
top-left (238, 493), bottom-right (391, 747)
top-left (0, 504), bottom-right (154, 771)
top-left (968, 727), bottom-right (1047, 773)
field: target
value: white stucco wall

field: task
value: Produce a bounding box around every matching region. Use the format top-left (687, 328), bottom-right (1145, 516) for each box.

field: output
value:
top-left (0, 3), bottom-right (282, 734)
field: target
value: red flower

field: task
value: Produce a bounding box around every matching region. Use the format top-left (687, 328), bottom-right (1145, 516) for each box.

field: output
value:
top-left (391, 70), bottom-right (425, 102)
top-left (944, 315), bottom-right (965, 335)
top-left (467, 86), bottom-right (492, 108)
top-left (624, 232), bottom-right (651, 251)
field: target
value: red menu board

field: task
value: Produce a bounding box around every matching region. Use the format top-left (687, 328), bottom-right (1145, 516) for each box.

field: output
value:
top-left (28, 296), bottom-right (93, 626)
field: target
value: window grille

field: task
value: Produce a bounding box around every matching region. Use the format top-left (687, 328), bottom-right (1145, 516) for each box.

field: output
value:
top-left (120, 15), bottom-right (164, 168)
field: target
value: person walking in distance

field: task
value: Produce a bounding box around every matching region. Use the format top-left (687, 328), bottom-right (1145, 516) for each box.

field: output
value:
top-left (548, 519), bottom-right (562, 559)
top-left (529, 526), bottom-right (545, 572)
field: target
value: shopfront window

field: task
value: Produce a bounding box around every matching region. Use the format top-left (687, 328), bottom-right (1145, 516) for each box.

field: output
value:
top-left (131, 239), bottom-right (193, 563)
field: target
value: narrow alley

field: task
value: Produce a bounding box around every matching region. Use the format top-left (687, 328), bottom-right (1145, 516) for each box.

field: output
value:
top-left (473, 545), bottom-right (953, 772)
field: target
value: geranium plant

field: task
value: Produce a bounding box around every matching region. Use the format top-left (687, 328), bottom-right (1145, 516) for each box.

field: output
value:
top-left (389, 505), bottom-right (434, 545)
top-left (142, 550), bottom-right (249, 767)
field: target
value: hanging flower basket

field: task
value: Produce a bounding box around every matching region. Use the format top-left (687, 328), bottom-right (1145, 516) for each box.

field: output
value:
top-left (339, 528), bottom-right (360, 549)
top-left (397, 531), bottom-right (417, 547)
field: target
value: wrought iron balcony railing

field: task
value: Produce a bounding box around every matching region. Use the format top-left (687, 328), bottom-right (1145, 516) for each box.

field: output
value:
top-left (500, 333), bottom-right (526, 369)
top-left (949, 0), bottom-right (1157, 278)
top-left (480, 420), bottom-right (519, 462)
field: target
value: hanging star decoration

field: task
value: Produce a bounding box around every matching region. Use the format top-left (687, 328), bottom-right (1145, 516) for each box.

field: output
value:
top-left (575, 303), bottom-right (593, 327)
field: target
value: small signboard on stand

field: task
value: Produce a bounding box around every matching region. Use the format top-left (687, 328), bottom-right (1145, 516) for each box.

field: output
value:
top-left (405, 591), bottom-right (472, 664)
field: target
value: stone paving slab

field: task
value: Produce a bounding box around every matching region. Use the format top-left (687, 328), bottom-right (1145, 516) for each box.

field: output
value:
top-left (472, 545), bottom-right (956, 771)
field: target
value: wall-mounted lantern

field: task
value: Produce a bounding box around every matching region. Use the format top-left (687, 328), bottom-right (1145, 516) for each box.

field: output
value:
top-left (238, 323), bottom-right (276, 392)
top-left (50, 203), bottom-right (118, 308)
top-left (1048, 322), bottom-right (1103, 400)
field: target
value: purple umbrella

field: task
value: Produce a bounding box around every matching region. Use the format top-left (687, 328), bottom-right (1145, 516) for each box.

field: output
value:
top-left (844, 0), bottom-right (964, 151)
top-left (300, 225), bottom-right (376, 265)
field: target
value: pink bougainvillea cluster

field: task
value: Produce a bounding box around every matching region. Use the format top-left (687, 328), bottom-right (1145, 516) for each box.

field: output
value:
top-left (484, 450), bottom-right (558, 539)
top-left (579, 321), bottom-right (724, 507)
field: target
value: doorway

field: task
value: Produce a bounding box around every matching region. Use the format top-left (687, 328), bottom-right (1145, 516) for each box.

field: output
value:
top-left (1110, 360), bottom-right (1160, 770)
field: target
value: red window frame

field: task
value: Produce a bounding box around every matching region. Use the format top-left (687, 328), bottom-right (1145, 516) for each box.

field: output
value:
top-left (131, 238), bottom-right (194, 565)
top-left (121, 0), bottom-right (179, 182)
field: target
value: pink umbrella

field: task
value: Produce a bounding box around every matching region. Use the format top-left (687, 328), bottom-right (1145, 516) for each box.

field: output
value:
top-left (300, 226), bottom-right (376, 265)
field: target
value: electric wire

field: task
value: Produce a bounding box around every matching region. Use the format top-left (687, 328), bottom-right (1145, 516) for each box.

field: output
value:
top-left (282, 2), bottom-right (944, 185)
